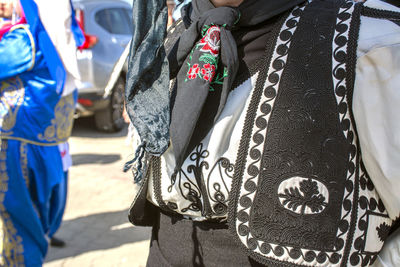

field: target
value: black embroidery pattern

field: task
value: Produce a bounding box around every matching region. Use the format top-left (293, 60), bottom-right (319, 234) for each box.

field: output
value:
top-left (152, 155), bottom-right (167, 210)
top-left (230, 4), bottom-right (312, 263)
top-left (170, 143), bottom-right (209, 215)
top-left (339, 3), bottom-right (393, 266)
top-left (361, 5), bottom-right (400, 20)
top-left (207, 157), bottom-right (234, 216)
top-left (376, 223), bottom-right (391, 243)
top-left (361, 5), bottom-right (400, 27)
top-left (349, 171), bottom-right (392, 266)
top-left (228, 1), bottom-right (395, 266)
top-left (278, 179), bottom-right (328, 215)
top-left (153, 143), bottom-right (234, 219)
top-left (332, 1), bottom-right (360, 264)
top-left (252, 0), bottom-right (347, 259)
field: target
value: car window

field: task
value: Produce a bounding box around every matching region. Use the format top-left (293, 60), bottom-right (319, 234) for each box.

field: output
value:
top-left (95, 8), bottom-right (132, 35)
top-left (124, 8), bottom-right (133, 34)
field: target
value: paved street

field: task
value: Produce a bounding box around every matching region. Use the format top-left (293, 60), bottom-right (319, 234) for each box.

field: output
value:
top-left (44, 118), bottom-right (151, 267)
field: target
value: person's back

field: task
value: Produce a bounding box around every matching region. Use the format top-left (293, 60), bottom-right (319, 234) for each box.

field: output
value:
top-left (126, 0), bottom-right (400, 266)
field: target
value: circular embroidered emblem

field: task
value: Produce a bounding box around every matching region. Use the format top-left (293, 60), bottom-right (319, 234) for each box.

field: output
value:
top-left (278, 177), bottom-right (329, 215)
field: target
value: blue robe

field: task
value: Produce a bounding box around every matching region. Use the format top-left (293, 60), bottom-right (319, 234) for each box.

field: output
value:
top-left (0, 24), bottom-right (77, 266)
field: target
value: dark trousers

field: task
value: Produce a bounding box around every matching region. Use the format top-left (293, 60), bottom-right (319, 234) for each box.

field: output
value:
top-left (146, 210), bottom-right (265, 267)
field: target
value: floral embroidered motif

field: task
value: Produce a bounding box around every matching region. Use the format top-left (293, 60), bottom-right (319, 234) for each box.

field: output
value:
top-left (278, 178), bottom-right (328, 215)
top-left (185, 25), bottom-right (227, 91)
top-left (199, 26), bottom-right (220, 56)
top-left (188, 64), bottom-right (200, 80)
top-left (201, 63), bottom-right (216, 81)
top-left (376, 222), bottom-right (391, 242)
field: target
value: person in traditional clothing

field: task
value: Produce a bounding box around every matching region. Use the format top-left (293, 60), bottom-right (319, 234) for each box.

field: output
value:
top-left (0, 0), bottom-right (83, 265)
top-left (125, 0), bottom-right (400, 266)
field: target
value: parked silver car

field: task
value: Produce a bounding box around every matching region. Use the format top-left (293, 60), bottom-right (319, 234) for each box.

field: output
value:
top-left (72, 0), bottom-right (132, 132)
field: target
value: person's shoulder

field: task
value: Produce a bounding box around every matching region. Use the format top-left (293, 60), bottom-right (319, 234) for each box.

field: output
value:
top-left (8, 23), bottom-right (31, 35)
top-left (5, 24), bottom-right (34, 44)
top-left (358, 0), bottom-right (400, 57)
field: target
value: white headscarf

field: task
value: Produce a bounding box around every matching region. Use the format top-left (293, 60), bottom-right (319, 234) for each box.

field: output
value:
top-left (34, 0), bottom-right (80, 96)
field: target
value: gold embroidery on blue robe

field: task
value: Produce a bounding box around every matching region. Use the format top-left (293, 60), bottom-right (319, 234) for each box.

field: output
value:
top-left (19, 143), bottom-right (29, 188)
top-left (0, 77), bottom-right (25, 136)
top-left (38, 93), bottom-right (75, 143)
top-left (0, 140), bottom-right (25, 266)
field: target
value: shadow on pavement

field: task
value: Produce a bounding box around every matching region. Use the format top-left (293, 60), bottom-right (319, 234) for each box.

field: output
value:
top-left (45, 209), bottom-right (151, 262)
top-left (72, 154), bottom-right (121, 165)
top-left (71, 117), bottom-right (129, 139)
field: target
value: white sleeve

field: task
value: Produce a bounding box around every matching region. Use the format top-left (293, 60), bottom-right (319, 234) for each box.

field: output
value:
top-left (370, 228), bottom-right (400, 267)
top-left (35, 0), bottom-right (80, 96)
top-left (353, 43), bottom-right (400, 221)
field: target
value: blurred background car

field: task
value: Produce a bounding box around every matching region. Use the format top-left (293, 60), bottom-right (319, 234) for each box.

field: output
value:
top-left (72, 0), bottom-right (132, 132)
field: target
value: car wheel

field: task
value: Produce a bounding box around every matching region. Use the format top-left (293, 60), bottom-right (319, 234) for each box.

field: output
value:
top-left (94, 76), bottom-right (126, 132)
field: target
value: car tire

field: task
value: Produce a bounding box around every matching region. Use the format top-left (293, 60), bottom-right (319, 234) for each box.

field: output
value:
top-left (94, 76), bottom-right (126, 132)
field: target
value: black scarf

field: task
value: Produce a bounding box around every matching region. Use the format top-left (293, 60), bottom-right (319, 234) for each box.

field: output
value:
top-left (125, 0), bottom-right (305, 181)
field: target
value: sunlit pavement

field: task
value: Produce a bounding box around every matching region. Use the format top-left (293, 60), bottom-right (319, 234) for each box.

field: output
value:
top-left (44, 118), bottom-right (151, 267)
